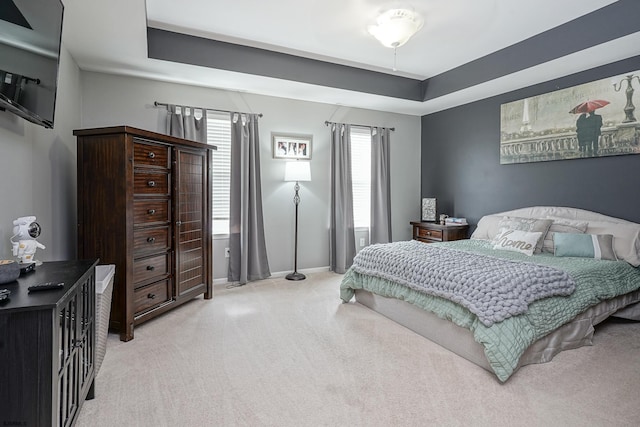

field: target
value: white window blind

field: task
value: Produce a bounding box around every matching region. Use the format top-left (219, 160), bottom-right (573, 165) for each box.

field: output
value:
top-left (350, 126), bottom-right (371, 228)
top-left (206, 110), bottom-right (231, 235)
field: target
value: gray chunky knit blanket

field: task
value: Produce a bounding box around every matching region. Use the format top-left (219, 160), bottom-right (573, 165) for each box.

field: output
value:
top-left (351, 240), bottom-right (576, 326)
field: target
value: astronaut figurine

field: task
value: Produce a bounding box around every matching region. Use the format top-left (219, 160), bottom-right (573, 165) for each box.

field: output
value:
top-left (10, 216), bottom-right (45, 266)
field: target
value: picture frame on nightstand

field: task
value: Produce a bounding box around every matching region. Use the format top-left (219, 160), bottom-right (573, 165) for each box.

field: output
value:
top-left (421, 198), bottom-right (436, 221)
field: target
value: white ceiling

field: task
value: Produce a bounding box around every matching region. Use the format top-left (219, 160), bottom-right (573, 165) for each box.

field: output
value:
top-left (62, 0), bottom-right (640, 116)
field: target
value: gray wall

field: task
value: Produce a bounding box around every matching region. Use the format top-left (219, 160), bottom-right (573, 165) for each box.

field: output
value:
top-left (79, 72), bottom-right (421, 280)
top-left (0, 43), bottom-right (82, 261)
top-left (421, 55), bottom-right (640, 230)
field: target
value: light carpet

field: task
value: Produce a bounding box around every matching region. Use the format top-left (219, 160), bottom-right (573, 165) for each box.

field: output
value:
top-left (76, 272), bottom-right (640, 427)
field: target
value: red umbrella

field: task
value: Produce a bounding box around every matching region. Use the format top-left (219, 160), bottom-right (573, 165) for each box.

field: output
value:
top-left (569, 99), bottom-right (610, 114)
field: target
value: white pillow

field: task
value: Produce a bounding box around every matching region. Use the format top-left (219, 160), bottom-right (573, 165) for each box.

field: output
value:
top-left (470, 214), bottom-right (503, 240)
top-left (491, 217), bottom-right (552, 254)
top-left (492, 229), bottom-right (543, 256)
top-left (542, 217), bottom-right (589, 253)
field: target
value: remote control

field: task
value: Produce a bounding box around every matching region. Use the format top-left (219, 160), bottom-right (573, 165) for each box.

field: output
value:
top-left (28, 282), bottom-right (65, 292)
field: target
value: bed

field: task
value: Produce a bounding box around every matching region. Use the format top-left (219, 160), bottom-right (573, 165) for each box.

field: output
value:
top-left (340, 206), bottom-right (640, 382)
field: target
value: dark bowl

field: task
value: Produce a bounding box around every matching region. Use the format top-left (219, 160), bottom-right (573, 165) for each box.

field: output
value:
top-left (0, 260), bottom-right (20, 284)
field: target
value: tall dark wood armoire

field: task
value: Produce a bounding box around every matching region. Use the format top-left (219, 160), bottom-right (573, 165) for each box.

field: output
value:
top-left (75, 126), bottom-right (215, 341)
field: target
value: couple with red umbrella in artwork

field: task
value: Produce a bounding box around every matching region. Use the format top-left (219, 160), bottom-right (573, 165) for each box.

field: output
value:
top-left (571, 99), bottom-right (609, 157)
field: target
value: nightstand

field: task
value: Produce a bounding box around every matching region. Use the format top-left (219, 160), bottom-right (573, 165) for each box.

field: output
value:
top-left (410, 221), bottom-right (469, 243)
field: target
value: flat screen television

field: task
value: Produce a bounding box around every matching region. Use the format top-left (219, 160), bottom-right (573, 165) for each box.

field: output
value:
top-left (0, 0), bottom-right (64, 129)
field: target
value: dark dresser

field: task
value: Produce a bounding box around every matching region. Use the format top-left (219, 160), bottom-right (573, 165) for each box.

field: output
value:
top-left (0, 260), bottom-right (98, 427)
top-left (75, 126), bottom-right (214, 342)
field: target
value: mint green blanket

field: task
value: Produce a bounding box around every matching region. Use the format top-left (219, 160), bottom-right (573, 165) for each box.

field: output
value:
top-left (340, 239), bottom-right (640, 382)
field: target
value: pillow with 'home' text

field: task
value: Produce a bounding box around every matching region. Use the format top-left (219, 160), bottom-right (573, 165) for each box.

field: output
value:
top-left (492, 229), bottom-right (543, 256)
top-left (491, 217), bottom-right (552, 254)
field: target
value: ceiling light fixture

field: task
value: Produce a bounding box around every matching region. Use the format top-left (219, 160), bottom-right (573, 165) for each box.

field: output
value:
top-left (368, 8), bottom-right (424, 49)
top-left (368, 8), bottom-right (424, 71)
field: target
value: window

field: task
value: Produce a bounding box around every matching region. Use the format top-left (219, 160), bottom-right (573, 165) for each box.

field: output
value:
top-left (350, 126), bottom-right (371, 228)
top-left (206, 110), bottom-right (231, 235)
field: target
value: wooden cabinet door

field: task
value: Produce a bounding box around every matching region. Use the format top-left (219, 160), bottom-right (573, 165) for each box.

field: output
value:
top-left (174, 148), bottom-right (208, 297)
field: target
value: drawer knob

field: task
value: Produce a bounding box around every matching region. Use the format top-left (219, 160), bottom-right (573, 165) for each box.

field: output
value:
top-left (147, 180), bottom-right (156, 187)
top-left (147, 293), bottom-right (156, 299)
top-left (147, 237), bottom-right (156, 243)
top-left (148, 209), bottom-right (156, 215)
top-left (148, 152), bottom-right (155, 159)
top-left (146, 265), bottom-right (155, 271)
top-left (176, 220), bottom-right (182, 226)
top-left (426, 231), bottom-right (431, 235)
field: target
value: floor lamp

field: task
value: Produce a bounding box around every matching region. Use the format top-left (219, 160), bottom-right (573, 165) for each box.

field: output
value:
top-left (284, 161), bottom-right (311, 281)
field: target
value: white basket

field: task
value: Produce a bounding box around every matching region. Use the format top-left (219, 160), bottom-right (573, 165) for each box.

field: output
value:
top-left (95, 264), bottom-right (115, 375)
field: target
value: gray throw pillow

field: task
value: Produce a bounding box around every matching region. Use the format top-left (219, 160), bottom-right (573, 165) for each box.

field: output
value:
top-left (542, 218), bottom-right (589, 253)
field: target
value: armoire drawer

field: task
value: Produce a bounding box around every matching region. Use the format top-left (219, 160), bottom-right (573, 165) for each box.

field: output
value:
top-left (133, 253), bottom-right (170, 285)
top-left (133, 199), bottom-right (170, 225)
top-left (134, 279), bottom-right (171, 314)
top-left (133, 170), bottom-right (170, 196)
top-left (133, 226), bottom-right (170, 255)
top-left (133, 139), bottom-right (170, 169)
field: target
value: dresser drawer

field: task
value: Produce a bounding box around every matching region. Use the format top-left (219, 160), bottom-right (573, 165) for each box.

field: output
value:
top-left (133, 279), bottom-right (171, 314)
top-left (133, 199), bottom-right (170, 225)
top-left (133, 253), bottom-right (170, 285)
top-left (133, 139), bottom-right (170, 169)
top-left (411, 222), bottom-right (469, 243)
top-left (417, 227), bottom-right (442, 241)
top-left (133, 226), bottom-right (170, 255)
top-left (134, 170), bottom-right (170, 196)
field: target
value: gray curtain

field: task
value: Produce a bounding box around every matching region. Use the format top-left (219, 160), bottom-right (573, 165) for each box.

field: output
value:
top-left (228, 113), bottom-right (270, 284)
top-left (370, 127), bottom-right (392, 244)
top-left (329, 123), bottom-right (356, 273)
top-left (166, 105), bottom-right (207, 142)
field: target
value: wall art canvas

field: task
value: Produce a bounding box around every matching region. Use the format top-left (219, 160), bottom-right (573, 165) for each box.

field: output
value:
top-left (500, 70), bottom-right (640, 164)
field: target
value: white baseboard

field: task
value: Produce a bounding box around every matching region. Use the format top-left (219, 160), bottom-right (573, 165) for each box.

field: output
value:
top-left (212, 277), bottom-right (229, 286)
top-left (213, 266), bottom-right (331, 289)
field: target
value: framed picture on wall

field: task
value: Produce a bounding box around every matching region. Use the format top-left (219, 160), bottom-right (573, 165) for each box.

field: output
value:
top-left (500, 69), bottom-right (640, 164)
top-left (272, 133), bottom-right (312, 160)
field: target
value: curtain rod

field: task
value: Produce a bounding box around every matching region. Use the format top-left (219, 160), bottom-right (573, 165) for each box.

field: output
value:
top-left (324, 120), bottom-right (395, 131)
top-left (154, 101), bottom-right (263, 118)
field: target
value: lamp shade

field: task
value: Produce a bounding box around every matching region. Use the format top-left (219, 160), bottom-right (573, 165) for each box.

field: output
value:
top-left (368, 8), bottom-right (424, 48)
top-left (284, 161), bottom-right (311, 182)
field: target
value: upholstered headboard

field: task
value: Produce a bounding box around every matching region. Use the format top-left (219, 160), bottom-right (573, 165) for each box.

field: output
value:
top-left (471, 206), bottom-right (640, 266)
